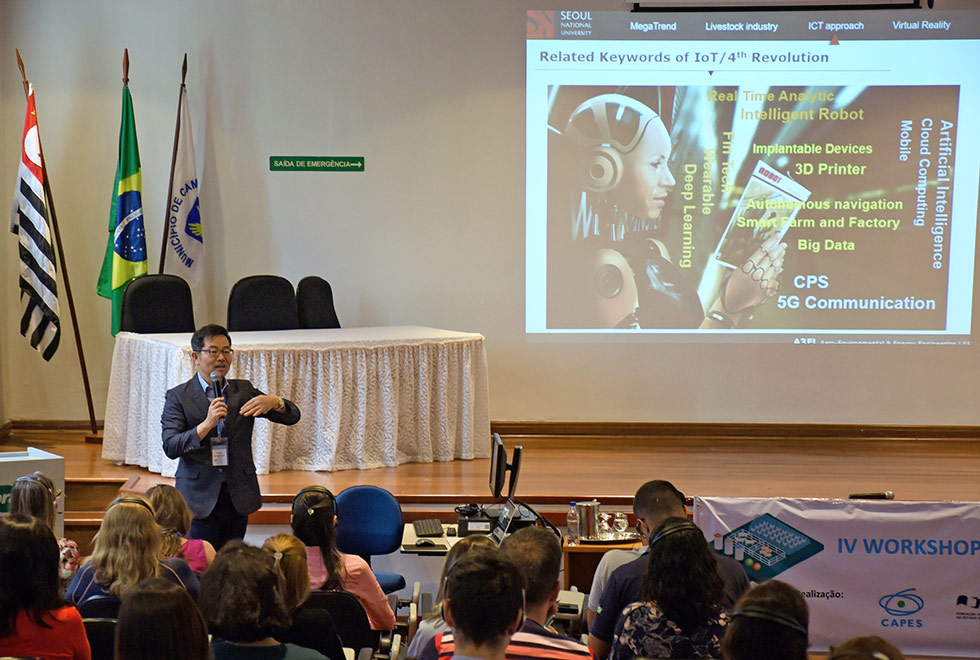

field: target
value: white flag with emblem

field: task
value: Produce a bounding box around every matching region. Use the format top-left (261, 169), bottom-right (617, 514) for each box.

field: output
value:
top-left (163, 88), bottom-right (204, 287)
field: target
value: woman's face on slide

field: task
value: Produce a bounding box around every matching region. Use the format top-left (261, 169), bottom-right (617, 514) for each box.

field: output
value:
top-left (614, 118), bottom-right (675, 220)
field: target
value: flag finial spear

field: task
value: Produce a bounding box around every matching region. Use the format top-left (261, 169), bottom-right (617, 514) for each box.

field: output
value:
top-left (15, 48), bottom-right (28, 100)
top-left (122, 48), bottom-right (129, 85)
top-left (181, 53), bottom-right (187, 85)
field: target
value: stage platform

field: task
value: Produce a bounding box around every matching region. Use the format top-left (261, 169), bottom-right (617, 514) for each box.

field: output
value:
top-left (4, 428), bottom-right (977, 506)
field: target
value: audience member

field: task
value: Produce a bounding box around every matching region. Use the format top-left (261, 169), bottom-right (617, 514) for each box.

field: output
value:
top-left (419, 527), bottom-right (593, 660)
top-left (290, 486), bottom-right (395, 630)
top-left (721, 579), bottom-right (809, 660)
top-left (609, 518), bottom-right (731, 660)
top-left (0, 514), bottom-right (90, 660)
top-left (9, 470), bottom-right (80, 591)
top-left (588, 483), bottom-right (748, 657)
top-left (65, 497), bottom-right (200, 615)
top-left (588, 480), bottom-right (685, 624)
top-left (406, 534), bottom-right (497, 658)
top-left (442, 553), bottom-right (525, 660)
top-left (147, 484), bottom-right (216, 574)
top-left (201, 541), bottom-right (328, 660)
top-left (263, 533), bottom-right (345, 660)
top-left (829, 636), bottom-right (906, 660)
top-left (115, 577), bottom-right (209, 660)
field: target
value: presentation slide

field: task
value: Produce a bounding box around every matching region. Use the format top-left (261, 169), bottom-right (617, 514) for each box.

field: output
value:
top-left (526, 8), bottom-right (980, 344)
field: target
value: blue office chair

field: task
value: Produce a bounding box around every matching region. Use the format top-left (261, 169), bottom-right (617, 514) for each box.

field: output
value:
top-left (335, 485), bottom-right (407, 594)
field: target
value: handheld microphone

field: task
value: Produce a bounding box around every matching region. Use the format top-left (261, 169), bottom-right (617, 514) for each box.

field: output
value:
top-left (210, 371), bottom-right (225, 436)
top-left (848, 491), bottom-right (894, 500)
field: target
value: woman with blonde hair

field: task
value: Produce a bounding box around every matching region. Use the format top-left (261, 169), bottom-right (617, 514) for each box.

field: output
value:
top-left (65, 497), bottom-right (199, 615)
top-left (147, 484), bottom-right (216, 574)
top-left (9, 471), bottom-right (80, 591)
top-left (263, 534), bottom-right (344, 660)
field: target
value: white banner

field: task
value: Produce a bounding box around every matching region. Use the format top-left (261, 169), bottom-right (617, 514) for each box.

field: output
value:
top-left (693, 497), bottom-right (980, 657)
top-left (164, 88), bottom-right (205, 288)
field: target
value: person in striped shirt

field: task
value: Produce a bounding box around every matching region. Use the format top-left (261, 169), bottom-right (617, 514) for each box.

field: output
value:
top-left (439, 553), bottom-right (524, 660)
top-left (418, 527), bottom-right (594, 660)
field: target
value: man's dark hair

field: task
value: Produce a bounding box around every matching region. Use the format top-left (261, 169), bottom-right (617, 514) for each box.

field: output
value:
top-left (643, 517), bottom-right (724, 630)
top-left (199, 541), bottom-right (290, 642)
top-left (633, 480), bottom-right (686, 522)
top-left (500, 526), bottom-right (562, 607)
top-left (191, 324), bottom-right (231, 352)
top-left (722, 579), bottom-right (809, 660)
top-left (446, 553), bottom-right (523, 647)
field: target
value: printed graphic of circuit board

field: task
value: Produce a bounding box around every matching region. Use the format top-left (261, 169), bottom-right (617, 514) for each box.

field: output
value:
top-left (719, 513), bottom-right (824, 581)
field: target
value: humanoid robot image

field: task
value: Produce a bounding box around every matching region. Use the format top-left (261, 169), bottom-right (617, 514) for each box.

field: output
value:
top-left (555, 92), bottom-right (784, 329)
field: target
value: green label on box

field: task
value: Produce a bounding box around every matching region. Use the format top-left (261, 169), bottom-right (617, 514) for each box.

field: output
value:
top-left (269, 156), bottom-right (364, 172)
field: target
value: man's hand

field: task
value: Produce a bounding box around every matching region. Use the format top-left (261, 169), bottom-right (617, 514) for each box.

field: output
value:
top-left (196, 397), bottom-right (227, 439)
top-left (240, 394), bottom-right (281, 417)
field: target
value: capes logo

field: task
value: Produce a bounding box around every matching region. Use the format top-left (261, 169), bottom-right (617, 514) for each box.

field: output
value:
top-left (878, 588), bottom-right (924, 628)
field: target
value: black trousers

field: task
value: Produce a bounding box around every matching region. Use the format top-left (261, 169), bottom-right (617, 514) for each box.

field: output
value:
top-left (189, 482), bottom-right (248, 549)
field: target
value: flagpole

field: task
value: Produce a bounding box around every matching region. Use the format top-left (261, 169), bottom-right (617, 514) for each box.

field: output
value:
top-left (16, 50), bottom-right (100, 441)
top-left (159, 54), bottom-right (187, 273)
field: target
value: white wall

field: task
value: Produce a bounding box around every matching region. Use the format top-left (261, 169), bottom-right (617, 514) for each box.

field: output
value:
top-left (2, 0), bottom-right (979, 425)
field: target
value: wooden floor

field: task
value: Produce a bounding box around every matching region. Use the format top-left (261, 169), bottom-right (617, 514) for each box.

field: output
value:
top-left (4, 430), bottom-right (978, 505)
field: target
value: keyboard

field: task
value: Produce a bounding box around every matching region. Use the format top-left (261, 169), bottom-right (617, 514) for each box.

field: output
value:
top-left (413, 518), bottom-right (444, 537)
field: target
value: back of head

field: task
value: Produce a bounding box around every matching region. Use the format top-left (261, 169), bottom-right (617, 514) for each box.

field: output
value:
top-left (830, 636), bottom-right (906, 660)
top-left (0, 514), bottom-right (61, 636)
top-left (200, 541), bottom-right (291, 642)
top-left (115, 577), bottom-right (209, 660)
top-left (722, 580), bottom-right (809, 660)
top-left (500, 526), bottom-right (562, 607)
top-left (146, 485), bottom-right (193, 558)
top-left (633, 480), bottom-right (687, 527)
top-left (445, 553), bottom-right (524, 647)
top-left (9, 471), bottom-right (58, 530)
top-left (644, 517), bottom-right (724, 630)
top-left (89, 497), bottom-right (163, 597)
top-left (434, 534), bottom-right (497, 607)
top-left (290, 486), bottom-right (342, 589)
top-left (263, 533), bottom-right (310, 611)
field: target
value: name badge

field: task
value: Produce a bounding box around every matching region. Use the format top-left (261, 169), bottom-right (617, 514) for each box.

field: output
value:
top-left (211, 436), bottom-right (229, 467)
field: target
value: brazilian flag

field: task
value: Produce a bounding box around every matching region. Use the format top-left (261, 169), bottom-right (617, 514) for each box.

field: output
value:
top-left (97, 84), bottom-right (147, 335)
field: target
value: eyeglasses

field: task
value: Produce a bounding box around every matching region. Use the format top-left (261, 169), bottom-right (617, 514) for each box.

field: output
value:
top-left (201, 348), bottom-right (234, 357)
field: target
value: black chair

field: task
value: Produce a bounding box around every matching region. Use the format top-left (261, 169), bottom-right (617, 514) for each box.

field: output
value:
top-left (335, 486), bottom-right (407, 595)
top-left (226, 275), bottom-right (299, 331)
top-left (297, 275), bottom-right (341, 329)
top-left (82, 618), bottom-right (117, 660)
top-left (76, 593), bottom-right (121, 619)
top-left (303, 590), bottom-right (381, 652)
top-left (120, 274), bottom-right (195, 334)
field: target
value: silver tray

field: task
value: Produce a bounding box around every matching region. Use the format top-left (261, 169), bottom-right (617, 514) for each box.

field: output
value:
top-left (579, 531), bottom-right (642, 544)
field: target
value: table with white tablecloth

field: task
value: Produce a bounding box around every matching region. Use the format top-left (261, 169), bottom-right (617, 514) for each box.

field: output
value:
top-left (101, 327), bottom-right (491, 476)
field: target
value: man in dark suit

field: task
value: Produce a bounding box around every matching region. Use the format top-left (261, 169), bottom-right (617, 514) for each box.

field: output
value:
top-left (161, 323), bottom-right (300, 548)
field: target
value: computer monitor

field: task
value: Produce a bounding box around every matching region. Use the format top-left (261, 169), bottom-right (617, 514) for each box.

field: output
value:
top-left (489, 433), bottom-right (522, 500)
